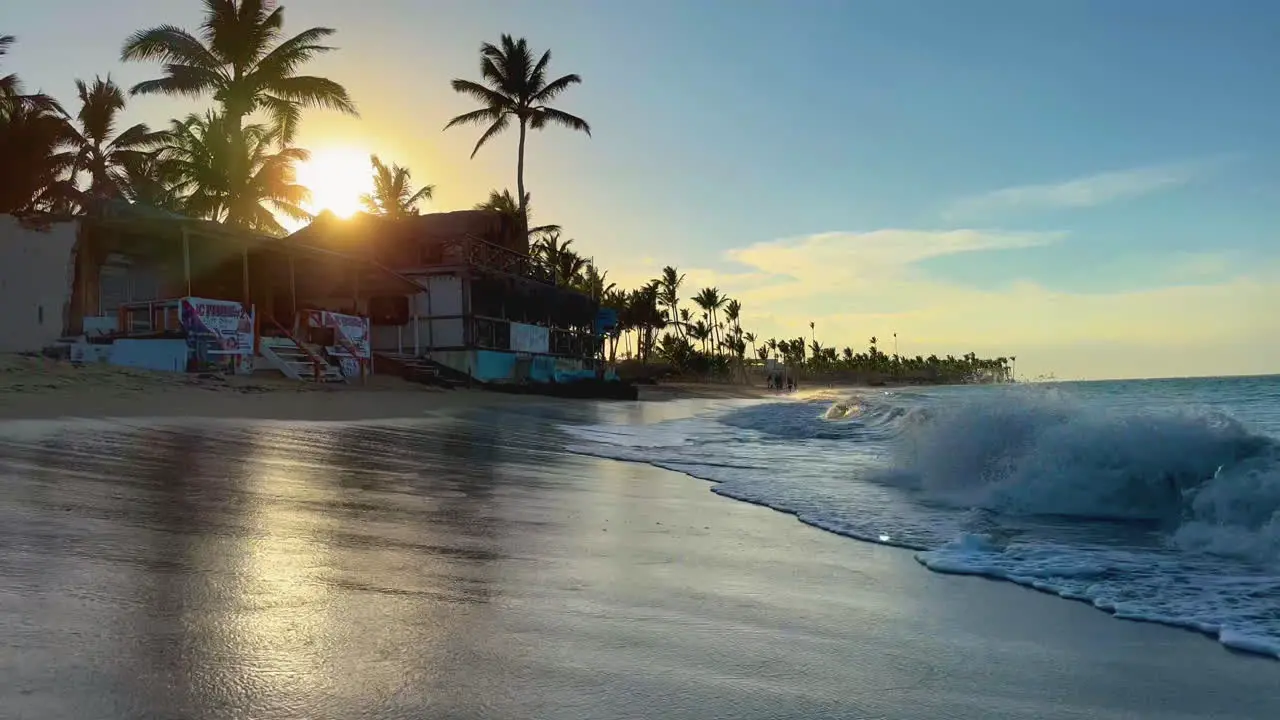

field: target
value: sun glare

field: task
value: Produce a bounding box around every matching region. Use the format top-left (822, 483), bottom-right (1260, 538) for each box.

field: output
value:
top-left (296, 147), bottom-right (371, 218)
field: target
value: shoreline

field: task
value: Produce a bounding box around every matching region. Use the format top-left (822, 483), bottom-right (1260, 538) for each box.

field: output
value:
top-left (2, 404), bottom-right (1275, 719)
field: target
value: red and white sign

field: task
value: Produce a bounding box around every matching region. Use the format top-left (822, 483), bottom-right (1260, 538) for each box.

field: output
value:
top-left (181, 296), bottom-right (255, 374)
top-left (303, 310), bottom-right (370, 378)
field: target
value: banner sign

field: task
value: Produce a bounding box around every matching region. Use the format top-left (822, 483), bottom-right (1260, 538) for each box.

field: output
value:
top-left (304, 310), bottom-right (370, 378)
top-left (180, 297), bottom-right (255, 374)
top-left (510, 322), bottom-right (550, 354)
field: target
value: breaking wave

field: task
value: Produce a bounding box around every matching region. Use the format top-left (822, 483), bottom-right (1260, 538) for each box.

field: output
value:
top-left (562, 379), bottom-right (1280, 659)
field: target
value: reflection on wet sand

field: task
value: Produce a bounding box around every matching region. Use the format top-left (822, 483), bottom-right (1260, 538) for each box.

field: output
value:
top-left (2, 406), bottom-right (1279, 720)
top-left (0, 412), bottom-right (550, 719)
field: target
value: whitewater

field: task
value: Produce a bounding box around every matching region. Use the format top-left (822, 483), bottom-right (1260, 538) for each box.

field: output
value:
top-left (562, 375), bottom-right (1280, 660)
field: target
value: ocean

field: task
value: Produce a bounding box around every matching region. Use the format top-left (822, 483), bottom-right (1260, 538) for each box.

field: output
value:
top-left (562, 375), bottom-right (1280, 660)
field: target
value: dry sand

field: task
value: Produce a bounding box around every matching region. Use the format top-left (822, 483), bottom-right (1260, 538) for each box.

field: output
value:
top-left (0, 354), bottom-right (769, 420)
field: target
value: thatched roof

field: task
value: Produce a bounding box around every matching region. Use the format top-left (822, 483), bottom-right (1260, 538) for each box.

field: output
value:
top-left (286, 209), bottom-right (520, 254)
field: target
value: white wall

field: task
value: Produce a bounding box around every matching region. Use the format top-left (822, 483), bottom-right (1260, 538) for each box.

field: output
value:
top-left (0, 216), bottom-right (77, 353)
top-left (425, 276), bottom-right (463, 316)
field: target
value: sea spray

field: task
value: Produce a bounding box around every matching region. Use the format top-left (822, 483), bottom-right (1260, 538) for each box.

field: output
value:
top-left (560, 378), bottom-right (1280, 658)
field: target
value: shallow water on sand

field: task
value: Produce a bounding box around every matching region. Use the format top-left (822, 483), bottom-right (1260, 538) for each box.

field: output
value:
top-left (1, 404), bottom-right (1277, 720)
top-left (564, 376), bottom-right (1280, 660)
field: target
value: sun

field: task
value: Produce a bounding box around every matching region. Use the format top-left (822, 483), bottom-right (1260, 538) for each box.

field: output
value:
top-left (296, 147), bottom-right (372, 218)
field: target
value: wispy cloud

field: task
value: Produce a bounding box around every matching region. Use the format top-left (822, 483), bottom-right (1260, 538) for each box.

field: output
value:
top-left (943, 159), bottom-right (1222, 221)
top-left (611, 225), bottom-right (1278, 379)
top-left (727, 228), bottom-right (1058, 284)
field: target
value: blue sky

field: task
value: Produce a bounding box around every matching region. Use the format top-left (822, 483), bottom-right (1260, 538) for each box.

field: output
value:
top-left (6, 0), bottom-right (1278, 379)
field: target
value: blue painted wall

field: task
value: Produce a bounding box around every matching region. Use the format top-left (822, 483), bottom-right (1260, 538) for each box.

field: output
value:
top-left (109, 339), bottom-right (189, 372)
top-left (473, 350), bottom-right (517, 383)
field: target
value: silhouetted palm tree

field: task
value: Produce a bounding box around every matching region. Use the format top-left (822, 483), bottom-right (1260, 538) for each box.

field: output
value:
top-left (658, 266), bottom-right (686, 339)
top-left (445, 34), bottom-right (590, 234)
top-left (121, 0), bottom-right (357, 208)
top-left (359, 154), bottom-right (433, 218)
top-left (474, 188), bottom-right (560, 237)
top-left (0, 103), bottom-right (77, 213)
top-left (0, 34), bottom-right (77, 213)
top-left (154, 111), bottom-right (310, 234)
top-left (579, 262), bottom-right (614, 301)
top-left (67, 76), bottom-right (161, 200)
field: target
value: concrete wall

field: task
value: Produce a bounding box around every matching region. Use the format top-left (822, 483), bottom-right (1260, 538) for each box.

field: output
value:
top-left (0, 216), bottom-right (77, 353)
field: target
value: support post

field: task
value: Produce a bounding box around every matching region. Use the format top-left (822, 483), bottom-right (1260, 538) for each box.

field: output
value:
top-left (288, 252), bottom-right (297, 329)
top-left (412, 300), bottom-right (420, 355)
top-left (181, 227), bottom-right (192, 296)
top-left (241, 244), bottom-right (250, 306)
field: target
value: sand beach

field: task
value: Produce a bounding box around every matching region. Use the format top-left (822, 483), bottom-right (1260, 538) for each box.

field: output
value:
top-left (0, 356), bottom-right (1276, 719)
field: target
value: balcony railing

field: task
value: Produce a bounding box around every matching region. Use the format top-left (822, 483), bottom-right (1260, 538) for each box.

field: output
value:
top-left (439, 234), bottom-right (555, 286)
top-left (473, 316), bottom-right (600, 359)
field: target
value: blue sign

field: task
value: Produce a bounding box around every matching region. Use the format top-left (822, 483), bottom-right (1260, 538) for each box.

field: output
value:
top-left (594, 307), bottom-right (619, 334)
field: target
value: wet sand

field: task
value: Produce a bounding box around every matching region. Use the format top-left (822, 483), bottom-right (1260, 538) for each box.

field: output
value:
top-left (1, 403), bottom-right (1276, 719)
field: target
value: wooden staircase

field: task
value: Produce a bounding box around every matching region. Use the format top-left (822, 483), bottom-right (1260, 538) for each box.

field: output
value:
top-left (375, 352), bottom-right (465, 389)
top-left (260, 336), bottom-right (346, 383)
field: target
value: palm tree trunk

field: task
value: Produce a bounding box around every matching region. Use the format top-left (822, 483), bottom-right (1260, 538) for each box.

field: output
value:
top-left (225, 106), bottom-right (249, 227)
top-left (516, 118), bottom-right (528, 239)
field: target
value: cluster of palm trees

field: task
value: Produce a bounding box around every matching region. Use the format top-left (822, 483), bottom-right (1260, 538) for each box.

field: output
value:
top-left (2, 1), bottom-right (352, 233)
top-left (4, 2), bottom-right (1015, 385)
top-left (562, 262), bottom-right (1014, 384)
top-left (2, 2), bottom-right (588, 239)
top-left (769, 336), bottom-right (1014, 383)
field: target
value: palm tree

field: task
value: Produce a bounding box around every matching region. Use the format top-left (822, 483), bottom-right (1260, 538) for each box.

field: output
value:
top-left (658, 266), bottom-right (685, 339)
top-left (0, 34), bottom-right (18, 109)
top-left (474, 188), bottom-right (561, 238)
top-left (444, 34), bottom-right (590, 235)
top-left (744, 332), bottom-right (758, 361)
top-left (67, 76), bottom-right (161, 201)
top-left (580, 262), bottom-right (614, 301)
top-left (0, 103), bottom-right (77, 214)
top-left (1, 35), bottom-right (63, 116)
top-left (532, 232), bottom-right (587, 287)
top-left (1, 34), bottom-right (77, 214)
top-left (120, 152), bottom-right (183, 209)
top-left (554, 249), bottom-right (588, 289)
top-left (121, 0), bottom-right (357, 207)
top-left (154, 111), bottom-right (311, 235)
top-left (359, 154), bottom-right (433, 218)
top-left (693, 287), bottom-right (726, 357)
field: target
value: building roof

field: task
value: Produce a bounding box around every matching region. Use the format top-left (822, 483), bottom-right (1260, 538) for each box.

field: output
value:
top-left (79, 199), bottom-right (422, 297)
top-left (285, 209), bottom-right (520, 255)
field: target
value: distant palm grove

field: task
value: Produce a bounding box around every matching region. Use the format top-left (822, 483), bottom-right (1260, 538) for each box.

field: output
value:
top-left (1, 0), bottom-right (1014, 385)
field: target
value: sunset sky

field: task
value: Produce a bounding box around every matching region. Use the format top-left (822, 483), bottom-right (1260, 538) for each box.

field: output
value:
top-left (7, 0), bottom-right (1278, 380)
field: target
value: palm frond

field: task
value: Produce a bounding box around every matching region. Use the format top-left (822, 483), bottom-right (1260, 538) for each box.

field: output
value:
top-left (468, 114), bottom-right (510, 158)
top-left (443, 105), bottom-right (503, 130)
top-left (530, 107), bottom-right (591, 135)
top-left (406, 185), bottom-right (434, 204)
top-left (258, 94), bottom-right (301, 145)
top-left (262, 75), bottom-right (357, 115)
top-left (252, 26), bottom-right (337, 77)
top-left (130, 71), bottom-right (219, 99)
top-left (448, 78), bottom-right (512, 109)
top-left (531, 72), bottom-right (582, 103)
top-left (108, 123), bottom-right (163, 151)
top-left (121, 25), bottom-right (222, 69)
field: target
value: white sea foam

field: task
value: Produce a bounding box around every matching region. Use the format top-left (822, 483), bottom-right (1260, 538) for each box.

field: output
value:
top-left (561, 378), bottom-right (1280, 660)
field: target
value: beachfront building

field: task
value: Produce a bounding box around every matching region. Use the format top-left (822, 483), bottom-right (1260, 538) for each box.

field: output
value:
top-left (287, 211), bottom-right (610, 389)
top-left (2, 201), bottom-right (419, 381)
